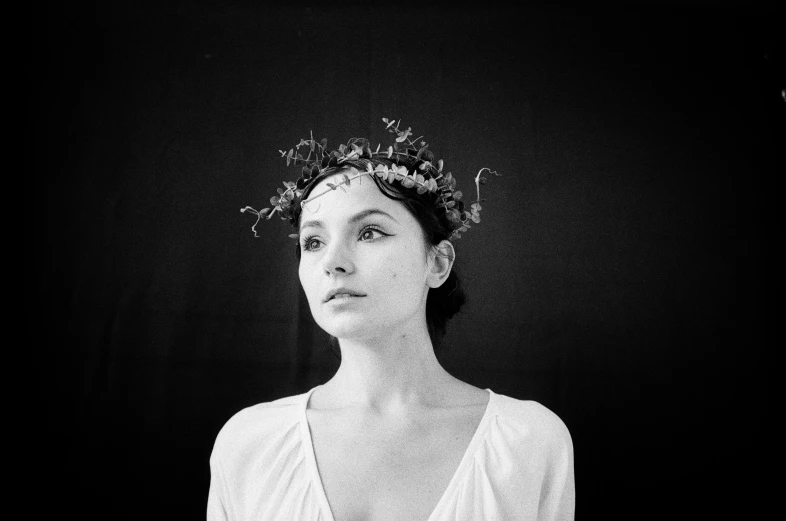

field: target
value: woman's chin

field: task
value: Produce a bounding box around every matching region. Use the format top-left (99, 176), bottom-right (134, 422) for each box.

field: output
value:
top-left (320, 325), bottom-right (373, 341)
top-left (317, 317), bottom-right (380, 342)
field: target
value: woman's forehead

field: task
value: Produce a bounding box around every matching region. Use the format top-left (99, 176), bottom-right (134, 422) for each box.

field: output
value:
top-left (300, 172), bottom-right (407, 225)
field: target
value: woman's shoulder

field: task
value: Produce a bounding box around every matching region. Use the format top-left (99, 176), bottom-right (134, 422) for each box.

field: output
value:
top-left (211, 391), bottom-right (308, 459)
top-left (489, 391), bottom-right (573, 450)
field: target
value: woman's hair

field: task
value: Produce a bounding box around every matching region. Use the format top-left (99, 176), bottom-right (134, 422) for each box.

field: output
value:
top-left (293, 157), bottom-right (467, 359)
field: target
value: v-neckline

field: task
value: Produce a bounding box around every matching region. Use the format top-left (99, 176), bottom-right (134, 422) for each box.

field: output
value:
top-left (299, 386), bottom-right (496, 521)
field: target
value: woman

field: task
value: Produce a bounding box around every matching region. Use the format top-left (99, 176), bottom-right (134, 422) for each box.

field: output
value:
top-left (210, 119), bottom-right (575, 520)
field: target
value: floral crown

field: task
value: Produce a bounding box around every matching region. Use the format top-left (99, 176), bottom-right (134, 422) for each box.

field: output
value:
top-left (241, 118), bottom-right (499, 240)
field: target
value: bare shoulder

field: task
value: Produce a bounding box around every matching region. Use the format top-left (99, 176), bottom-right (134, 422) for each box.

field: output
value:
top-left (436, 377), bottom-right (491, 408)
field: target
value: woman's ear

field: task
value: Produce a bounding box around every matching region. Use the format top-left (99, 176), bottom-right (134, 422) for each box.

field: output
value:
top-left (427, 240), bottom-right (455, 289)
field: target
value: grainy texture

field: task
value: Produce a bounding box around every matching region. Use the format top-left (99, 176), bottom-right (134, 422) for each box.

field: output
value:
top-left (29, 2), bottom-right (781, 520)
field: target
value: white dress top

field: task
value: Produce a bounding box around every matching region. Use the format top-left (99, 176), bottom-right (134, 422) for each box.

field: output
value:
top-left (208, 387), bottom-right (575, 520)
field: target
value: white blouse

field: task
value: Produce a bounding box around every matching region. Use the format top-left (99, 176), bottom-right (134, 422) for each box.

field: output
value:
top-left (208, 387), bottom-right (575, 520)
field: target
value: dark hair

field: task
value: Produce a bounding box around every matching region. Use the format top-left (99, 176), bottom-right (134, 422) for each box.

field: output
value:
top-left (293, 157), bottom-right (466, 359)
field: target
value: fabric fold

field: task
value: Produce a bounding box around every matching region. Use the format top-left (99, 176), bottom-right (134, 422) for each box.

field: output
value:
top-left (207, 388), bottom-right (574, 521)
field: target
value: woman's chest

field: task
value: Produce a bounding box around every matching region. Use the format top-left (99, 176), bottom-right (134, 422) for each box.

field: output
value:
top-left (306, 408), bottom-right (486, 521)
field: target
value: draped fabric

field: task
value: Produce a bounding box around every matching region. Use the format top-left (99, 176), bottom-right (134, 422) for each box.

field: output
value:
top-left (208, 388), bottom-right (574, 521)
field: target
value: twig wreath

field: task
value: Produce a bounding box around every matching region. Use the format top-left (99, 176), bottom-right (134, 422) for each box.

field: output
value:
top-left (241, 118), bottom-right (500, 240)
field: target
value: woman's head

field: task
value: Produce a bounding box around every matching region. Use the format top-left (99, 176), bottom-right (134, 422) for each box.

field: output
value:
top-left (294, 161), bottom-right (466, 356)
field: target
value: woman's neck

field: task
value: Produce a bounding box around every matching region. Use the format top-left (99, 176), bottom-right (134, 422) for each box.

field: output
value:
top-left (319, 323), bottom-right (454, 413)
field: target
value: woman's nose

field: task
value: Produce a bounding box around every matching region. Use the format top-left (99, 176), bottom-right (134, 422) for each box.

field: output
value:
top-left (322, 240), bottom-right (355, 276)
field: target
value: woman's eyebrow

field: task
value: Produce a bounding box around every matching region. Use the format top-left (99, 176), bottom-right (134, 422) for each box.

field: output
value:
top-left (300, 208), bottom-right (398, 232)
top-left (348, 208), bottom-right (399, 225)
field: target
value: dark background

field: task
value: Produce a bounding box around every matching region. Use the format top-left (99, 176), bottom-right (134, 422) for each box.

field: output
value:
top-left (31, 2), bottom-right (781, 520)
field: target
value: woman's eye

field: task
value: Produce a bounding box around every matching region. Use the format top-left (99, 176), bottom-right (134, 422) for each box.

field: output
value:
top-left (302, 237), bottom-right (322, 251)
top-left (359, 228), bottom-right (384, 241)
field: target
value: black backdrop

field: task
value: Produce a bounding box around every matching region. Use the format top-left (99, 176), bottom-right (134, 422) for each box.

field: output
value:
top-left (31, 2), bottom-right (781, 520)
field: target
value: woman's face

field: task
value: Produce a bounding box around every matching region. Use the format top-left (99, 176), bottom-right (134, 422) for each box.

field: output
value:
top-left (297, 171), bottom-right (434, 341)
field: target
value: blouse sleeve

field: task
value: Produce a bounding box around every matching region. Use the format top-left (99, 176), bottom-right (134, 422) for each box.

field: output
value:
top-left (538, 419), bottom-right (576, 521)
top-left (207, 454), bottom-right (230, 521)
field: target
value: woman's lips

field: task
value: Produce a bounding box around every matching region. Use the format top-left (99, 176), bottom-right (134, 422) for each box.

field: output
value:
top-left (324, 289), bottom-right (367, 302)
top-left (326, 294), bottom-right (365, 303)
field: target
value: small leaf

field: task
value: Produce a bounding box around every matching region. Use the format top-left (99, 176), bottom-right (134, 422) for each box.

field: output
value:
top-left (387, 146), bottom-right (393, 158)
top-left (437, 159), bottom-right (443, 172)
top-left (338, 144), bottom-right (346, 154)
top-left (395, 127), bottom-right (412, 142)
top-left (342, 173), bottom-right (351, 185)
top-left (270, 196), bottom-right (280, 205)
top-left (453, 190), bottom-right (463, 200)
top-left (446, 201), bottom-right (455, 208)
top-left (260, 208), bottom-right (271, 216)
top-left (402, 177), bottom-right (415, 188)
top-left (387, 171), bottom-right (396, 183)
top-left (289, 233), bottom-right (299, 239)
top-left (320, 138), bottom-right (328, 148)
top-left (416, 174), bottom-right (425, 184)
top-left (417, 185), bottom-right (427, 194)
top-left (326, 182), bottom-right (336, 190)
top-left (479, 177), bottom-right (488, 185)
top-left (471, 214), bottom-right (481, 223)
top-left (471, 203), bottom-right (482, 211)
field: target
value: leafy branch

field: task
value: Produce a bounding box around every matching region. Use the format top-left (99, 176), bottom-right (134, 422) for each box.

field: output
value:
top-left (242, 117), bottom-right (500, 240)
